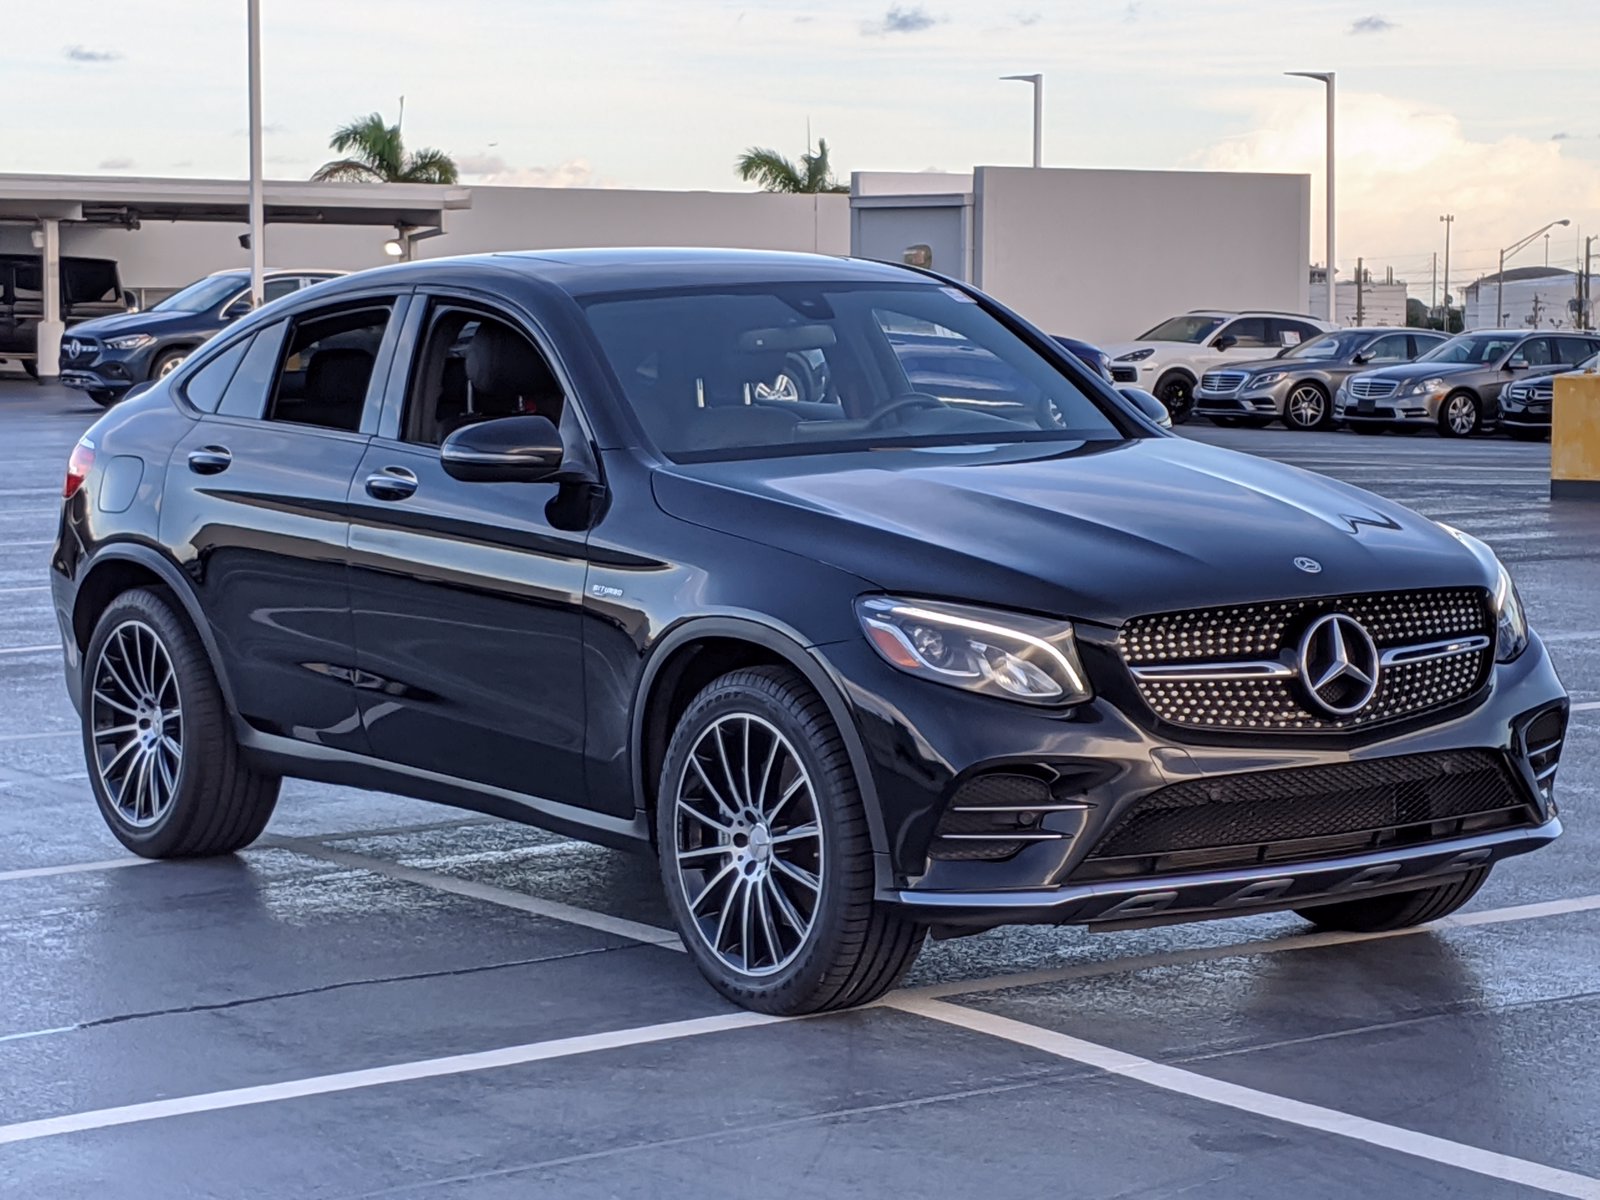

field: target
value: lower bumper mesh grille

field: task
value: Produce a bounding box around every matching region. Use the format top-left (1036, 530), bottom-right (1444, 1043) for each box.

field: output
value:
top-left (1074, 750), bottom-right (1532, 880)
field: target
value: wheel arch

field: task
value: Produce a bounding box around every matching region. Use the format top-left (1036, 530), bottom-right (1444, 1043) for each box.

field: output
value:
top-left (631, 617), bottom-right (892, 889)
top-left (72, 544), bottom-right (237, 712)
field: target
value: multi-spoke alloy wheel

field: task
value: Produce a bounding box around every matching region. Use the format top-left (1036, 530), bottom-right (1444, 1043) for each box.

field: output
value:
top-left (1285, 383), bottom-right (1328, 429)
top-left (673, 714), bottom-right (822, 976)
top-left (81, 587), bottom-right (280, 857)
top-left (90, 619), bottom-right (183, 828)
top-left (657, 666), bottom-right (925, 1014)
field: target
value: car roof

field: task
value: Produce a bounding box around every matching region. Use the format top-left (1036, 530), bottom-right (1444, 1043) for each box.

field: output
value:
top-left (203, 267), bottom-right (347, 279)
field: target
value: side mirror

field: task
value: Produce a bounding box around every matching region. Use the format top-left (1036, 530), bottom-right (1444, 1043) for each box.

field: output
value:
top-left (1119, 386), bottom-right (1173, 430)
top-left (221, 299), bottom-right (253, 321)
top-left (1506, 357), bottom-right (1529, 371)
top-left (441, 414), bottom-right (566, 483)
top-left (1351, 352), bottom-right (1370, 365)
top-left (1212, 334), bottom-right (1237, 352)
top-left (121, 289), bottom-right (139, 312)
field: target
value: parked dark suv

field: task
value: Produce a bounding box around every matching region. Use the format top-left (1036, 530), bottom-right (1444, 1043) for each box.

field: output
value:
top-left (1336, 329), bottom-right (1600, 437)
top-left (51, 250), bottom-right (1566, 1015)
top-left (1498, 350), bottom-right (1599, 440)
top-left (58, 268), bottom-right (342, 406)
top-left (0, 254), bottom-right (127, 377)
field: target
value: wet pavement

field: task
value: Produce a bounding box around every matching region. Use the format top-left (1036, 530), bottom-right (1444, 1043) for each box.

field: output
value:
top-left (1, 379), bottom-right (1596, 1199)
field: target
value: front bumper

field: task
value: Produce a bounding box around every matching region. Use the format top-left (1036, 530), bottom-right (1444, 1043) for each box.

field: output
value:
top-left (820, 630), bottom-right (1566, 925)
top-left (1499, 400), bottom-right (1551, 431)
top-left (59, 365), bottom-right (136, 396)
top-left (1334, 383), bottom-right (1439, 426)
top-left (1194, 380), bottom-right (1288, 417)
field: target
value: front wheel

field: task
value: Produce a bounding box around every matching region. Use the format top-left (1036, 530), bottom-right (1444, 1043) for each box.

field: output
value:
top-left (151, 350), bottom-right (188, 381)
top-left (1283, 382), bottom-right (1331, 430)
top-left (82, 587), bottom-right (280, 858)
top-left (88, 389), bottom-right (120, 408)
top-left (657, 666), bottom-right (924, 1014)
top-left (1154, 372), bottom-right (1196, 425)
top-left (1294, 869), bottom-right (1489, 932)
top-left (1438, 391), bottom-right (1481, 438)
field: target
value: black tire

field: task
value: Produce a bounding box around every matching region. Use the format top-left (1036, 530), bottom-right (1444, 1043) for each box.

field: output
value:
top-left (1294, 868), bottom-right (1490, 933)
top-left (1154, 371), bottom-right (1196, 425)
top-left (82, 587), bottom-right (280, 858)
top-left (1438, 391), bottom-right (1481, 438)
top-left (656, 665), bottom-right (924, 1014)
top-left (1507, 426), bottom-right (1549, 442)
top-left (151, 349), bottom-right (188, 381)
top-left (1349, 422), bottom-right (1387, 435)
top-left (1282, 381), bottom-right (1331, 430)
top-left (22, 359), bottom-right (39, 379)
top-left (88, 389), bottom-right (119, 408)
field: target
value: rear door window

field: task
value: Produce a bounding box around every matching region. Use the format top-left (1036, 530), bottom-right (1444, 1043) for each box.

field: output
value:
top-left (1518, 338), bottom-right (1557, 368)
top-left (1362, 333), bottom-right (1410, 363)
top-left (1221, 318), bottom-right (1271, 348)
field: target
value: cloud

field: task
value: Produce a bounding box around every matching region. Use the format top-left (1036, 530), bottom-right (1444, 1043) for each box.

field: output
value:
top-left (863, 6), bottom-right (939, 35)
top-left (1348, 15), bottom-right (1395, 34)
top-left (97, 157), bottom-right (135, 170)
top-left (1195, 91), bottom-right (1600, 277)
top-left (63, 45), bottom-right (120, 63)
top-left (461, 157), bottom-right (606, 188)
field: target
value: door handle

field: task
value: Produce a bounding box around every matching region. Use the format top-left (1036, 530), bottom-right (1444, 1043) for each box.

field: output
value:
top-left (187, 446), bottom-right (232, 475)
top-left (364, 467), bottom-right (418, 501)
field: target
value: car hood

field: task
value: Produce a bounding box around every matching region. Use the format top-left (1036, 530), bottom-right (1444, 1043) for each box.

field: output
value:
top-left (652, 438), bottom-right (1492, 627)
top-left (1201, 355), bottom-right (1299, 375)
top-left (66, 310), bottom-right (201, 337)
top-left (1103, 340), bottom-right (1195, 359)
top-left (1351, 361), bottom-right (1483, 384)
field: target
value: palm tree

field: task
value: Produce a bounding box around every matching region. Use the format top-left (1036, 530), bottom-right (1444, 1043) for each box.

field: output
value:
top-left (735, 138), bottom-right (848, 193)
top-left (312, 111), bottom-right (459, 184)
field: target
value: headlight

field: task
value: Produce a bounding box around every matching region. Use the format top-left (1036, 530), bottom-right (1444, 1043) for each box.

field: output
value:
top-left (1410, 377), bottom-right (1445, 395)
top-left (105, 334), bottom-right (155, 351)
top-left (1437, 524), bottom-right (1529, 662)
top-left (1248, 371), bottom-right (1286, 387)
top-left (1115, 348), bottom-right (1155, 363)
top-left (856, 596), bottom-right (1091, 705)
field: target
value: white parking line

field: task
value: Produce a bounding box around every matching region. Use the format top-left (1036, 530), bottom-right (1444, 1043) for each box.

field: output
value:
top-left (906, 891), bottom-right (1600, 1001)
top-left (278, 839), bottom-right (684, 951)
top-left (0, 857), bottom-right (152, 883)
top-left (0, 585), bottom-right (47, 595)
top-left (1572, 701), bottom-right (1600, 713)
top-left (892, 997), bottom-right (1600, 1199)
top-left (0, 1009), bottom-right (781, 1147)
top-left (0, 643), bottom-right (57, 657)
top-left (1540, 631), bottom-right (1600, 644)
top-left (0, 729), bottom-right (75, 742)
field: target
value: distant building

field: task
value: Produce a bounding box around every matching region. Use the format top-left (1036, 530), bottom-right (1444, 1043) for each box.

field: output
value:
top-left (1460, 266), bottom-right (1596, 331)
top-left (1308, 267), bottom-right (1408, 328)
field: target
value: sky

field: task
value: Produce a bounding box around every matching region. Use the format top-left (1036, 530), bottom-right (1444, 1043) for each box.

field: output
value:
top-left (6, 0), bottom-right (1599, 292)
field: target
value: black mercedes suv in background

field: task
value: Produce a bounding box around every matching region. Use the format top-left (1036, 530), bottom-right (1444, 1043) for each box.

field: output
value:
top-left (49, 250), bottom-right (1567, 1015)
top-left (58, 267), bottom-right (342, 406)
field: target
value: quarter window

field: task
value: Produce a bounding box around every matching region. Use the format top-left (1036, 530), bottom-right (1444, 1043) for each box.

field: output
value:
top-left (1554, 337), bottom-right (1595, 365)
top-left (218, 320), bottom-right (289, 418)
top-left (266, 304), bottom-right (393, 432)
top-left (181, 337), bottom-right (251, 413)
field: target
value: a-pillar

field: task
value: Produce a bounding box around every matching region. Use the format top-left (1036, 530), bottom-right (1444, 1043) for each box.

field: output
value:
top-left (35, 218), bottom-right (63, 382)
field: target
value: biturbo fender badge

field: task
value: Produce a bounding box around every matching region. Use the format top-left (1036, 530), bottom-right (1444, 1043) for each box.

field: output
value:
top-left (1298, 613), bottom-right (1381, 717)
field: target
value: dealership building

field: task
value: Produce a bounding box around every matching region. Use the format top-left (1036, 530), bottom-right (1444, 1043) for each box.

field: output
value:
top-left (1, 165), bottom-right (1312, 375)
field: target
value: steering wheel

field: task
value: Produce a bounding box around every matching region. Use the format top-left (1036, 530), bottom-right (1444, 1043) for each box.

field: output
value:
top-left (862, 393), bottom-right (946, 430)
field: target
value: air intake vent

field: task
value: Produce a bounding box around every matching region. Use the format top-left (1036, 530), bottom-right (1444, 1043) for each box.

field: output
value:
top-left (928, 774), bottom-right (1081, 862)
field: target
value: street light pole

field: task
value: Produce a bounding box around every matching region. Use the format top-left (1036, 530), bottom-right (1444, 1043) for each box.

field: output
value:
top-left (1497, 218), bottom-right (1570, 328)
top-left (1000, 74), bottom-right (1043, 168)
top-left (1439, 214), bottom-right (1453, 329)
top-left (246, 0), bottom-right (265, 307)
top-left (1287, 71), bottom-right (1335, 325)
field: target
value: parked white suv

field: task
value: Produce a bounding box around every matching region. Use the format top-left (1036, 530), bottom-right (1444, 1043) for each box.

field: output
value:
top-left (1104, 311), bottom-right (1336, 423)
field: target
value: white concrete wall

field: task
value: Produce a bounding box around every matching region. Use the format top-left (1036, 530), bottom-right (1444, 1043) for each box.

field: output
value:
top-left (0, 182), bottom-right (851, 296)
top-left (1310, 280), bottom-right (1409, 328)
top-left (971, 166), bottom-right (1311, 344)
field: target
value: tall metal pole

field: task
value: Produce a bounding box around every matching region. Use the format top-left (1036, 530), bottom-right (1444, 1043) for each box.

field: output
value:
top-left (1001, 74), bottom-right (1043, 168)
top-left (1440, 214), bottom-right (1453, 329)
top-left (1497, 249), bottom-right (1506, 329)
top-left (247, 0), bottom-right (265, 307)
top-left (1287, 72), bottom-right (1335, 324)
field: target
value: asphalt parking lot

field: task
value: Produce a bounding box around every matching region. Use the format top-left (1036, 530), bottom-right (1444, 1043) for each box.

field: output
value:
top-left (2, 378), bottom-right (1598, 1199)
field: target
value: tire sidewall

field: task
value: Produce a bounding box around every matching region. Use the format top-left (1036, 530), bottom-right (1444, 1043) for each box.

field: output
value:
top-left (1155, 371), bottom-right (1195, 424)
top-left (1439, 391), bottom-right (1480, 437)
top-left (656, 675), bottom-right (858, 1009)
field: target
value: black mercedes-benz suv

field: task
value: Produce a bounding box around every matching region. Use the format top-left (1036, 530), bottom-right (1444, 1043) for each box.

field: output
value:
top-left (49, 250), bottom-right (1567, 1014)
top-left (58, 268), bottom-right (342, 406)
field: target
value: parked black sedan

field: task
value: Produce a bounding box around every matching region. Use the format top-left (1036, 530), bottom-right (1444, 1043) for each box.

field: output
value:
top-left (58, 268), bottom-right (342, 406)
top-left (51, 249), bottom-right (1565, 1014)
top-left (1499, 351), bottom-right (1598, 440)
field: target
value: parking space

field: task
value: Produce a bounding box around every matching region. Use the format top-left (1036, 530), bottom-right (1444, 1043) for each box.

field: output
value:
top-left (3, 380), bottom-right (1598, 1198)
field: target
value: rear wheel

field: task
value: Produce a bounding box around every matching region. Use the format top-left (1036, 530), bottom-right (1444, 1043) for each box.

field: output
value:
top-left (1154, 371), bottom-right (1196, 425)
top-left (657, 666), bottom-right (924, 1014)
top-left (88, 389), bottom-right (119, 408)
top-left (82, 587), bottom-right (279, 858)
top-left (1438, 391), bottom-right (1481, 438)
top-left (22, 359), bottom-right (39, 379)
top-left (1294, 868), bottom-right (1490, 932)
top-left (1283, 382), bottom-right (1331, 430)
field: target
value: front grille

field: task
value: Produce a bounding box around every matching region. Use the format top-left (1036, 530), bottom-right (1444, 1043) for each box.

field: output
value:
top-left (1200, 370), bottom-right (1248, 394)
top-left (1111, 365), bottom-right (1138, 383)
top-left (1349, 377), bottom-right (1399, 399)
top-left (1118, 588), bottom-right (1494, 733)
top-left (62, 337), bottom-right (99, 365)
top-left (1073, 749), bottom-right (1532, 880)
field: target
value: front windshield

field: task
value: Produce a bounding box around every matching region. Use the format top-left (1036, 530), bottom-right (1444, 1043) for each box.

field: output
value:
top-left (1418, 333), bottom-right (1518, 365)
top-left (1137, 315), bottom-right (1225, 343)
top-left (582, 282), bottom-right (1126, 462)
top-left (1282, 331), bottom-right (1368, 360)
top-left (152, 274), bottom-right (245, 314)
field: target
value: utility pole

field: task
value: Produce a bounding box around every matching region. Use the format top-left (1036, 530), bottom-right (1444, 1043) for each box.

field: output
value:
top-left (1584, 236), bottom-right (1595, 330)
top-left (1440, 214), bottom-right (1454, 330)
top-left (246, 0), bottom-right (265, 306)
top-left (1545, 233), bottom-right (1550, 268)
top-left (1354, 257), bottom-right (1365, 327)
top-left (1431, 252), bottom-right (1438, 321)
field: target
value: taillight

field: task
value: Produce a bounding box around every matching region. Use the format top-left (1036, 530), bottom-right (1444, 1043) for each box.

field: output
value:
top-left (64, 439), bottom-right (95, 499)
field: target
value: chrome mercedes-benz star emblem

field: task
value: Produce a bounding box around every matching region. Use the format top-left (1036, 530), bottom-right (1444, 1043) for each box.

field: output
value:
top-left (66, 339), bottom-right (82, 358)
top-left (1298, 613), bottom-right (1380, 717)
top-left (1293, 556), bottom-right (1322, 574)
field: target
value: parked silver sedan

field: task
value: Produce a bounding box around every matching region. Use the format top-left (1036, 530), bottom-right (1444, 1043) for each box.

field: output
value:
top-left (1193, 327), bottom-right (1448, 431)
